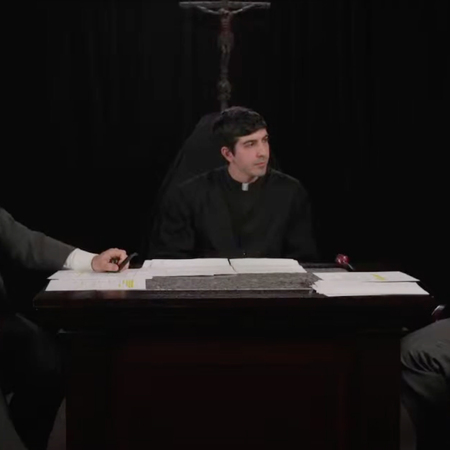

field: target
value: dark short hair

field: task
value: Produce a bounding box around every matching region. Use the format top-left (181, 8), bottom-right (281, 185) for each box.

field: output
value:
top-left (212, 106), bottom-right (267, 153)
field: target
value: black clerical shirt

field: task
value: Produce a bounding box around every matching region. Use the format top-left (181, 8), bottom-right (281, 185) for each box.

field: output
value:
top-left (149, 166), bottom-right (318, 261)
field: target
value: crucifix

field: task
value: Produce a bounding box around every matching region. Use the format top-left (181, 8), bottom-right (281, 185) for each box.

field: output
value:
top-left (180, 0), bottom-right (271, 111)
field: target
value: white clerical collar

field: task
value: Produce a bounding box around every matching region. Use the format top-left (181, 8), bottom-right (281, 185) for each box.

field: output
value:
top-left (242, 176), bottom-right (259, 191)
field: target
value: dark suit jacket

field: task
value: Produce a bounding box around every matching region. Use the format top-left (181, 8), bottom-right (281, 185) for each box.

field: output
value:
top-left (0, 208), bottom-right (74, 310)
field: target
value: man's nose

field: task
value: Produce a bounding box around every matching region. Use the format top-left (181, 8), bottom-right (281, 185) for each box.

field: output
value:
top-left (257, 143), bottom-right (269, 157)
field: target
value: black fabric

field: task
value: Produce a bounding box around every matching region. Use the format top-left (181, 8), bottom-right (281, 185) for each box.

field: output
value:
top-left (222, 170), bottom-right (266, 251)
top-left (0, 385), bottom-right (26, 450)
top-left (157, 113), bottom-right (224, 199)
top-left (401, 319), bottom-right (450, 450)
top-left (149, 166), bottom-right (318, 261)
top-left (0, 314), bottom-right (64, 450)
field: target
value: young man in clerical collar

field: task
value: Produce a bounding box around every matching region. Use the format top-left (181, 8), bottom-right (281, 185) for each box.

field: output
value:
top-left (149, 106), bottom-right (318, 261)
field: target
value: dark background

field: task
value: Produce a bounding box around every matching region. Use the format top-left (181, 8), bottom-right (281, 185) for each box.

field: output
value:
top-left (1, 0), bottom-right (448, 308)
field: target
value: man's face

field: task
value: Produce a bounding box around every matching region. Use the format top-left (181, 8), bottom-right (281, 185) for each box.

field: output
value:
top-left (221, 128), bottom-right (270, 183)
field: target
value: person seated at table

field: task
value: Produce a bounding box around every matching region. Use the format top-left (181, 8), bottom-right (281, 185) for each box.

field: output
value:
top-left (148, 106), bottom-right (319, 262)
top-left (0, 206), bottom-right (129, 450)
top-left (401, 317), bottom-right (450, 450)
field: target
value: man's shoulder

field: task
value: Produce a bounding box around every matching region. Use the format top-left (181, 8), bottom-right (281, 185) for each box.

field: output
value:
top-left (0, 208), bottom-right (17, 236)
top-left (267, 169), bottom-right (304, 190)
top-left (0, 207), bottom-right (11, 221)
top-left (179, 166), bottom-right (226, 190)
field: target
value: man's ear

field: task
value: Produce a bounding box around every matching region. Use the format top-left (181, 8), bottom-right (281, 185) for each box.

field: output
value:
top-left (220, 146), bottom-right (233, 163)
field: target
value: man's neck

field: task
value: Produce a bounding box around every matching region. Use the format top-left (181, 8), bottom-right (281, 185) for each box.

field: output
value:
top-left (227, 165), bottom-right (258, 184)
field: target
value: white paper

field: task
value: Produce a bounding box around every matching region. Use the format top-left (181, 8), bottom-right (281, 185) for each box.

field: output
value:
top-left (313, 281), bottom-right (429, 297)
top-left (48, 268), bottom-right (150, 280)
top-left (142, 268), bottom-right (234, 277)
top-left (146, 258), bottom-right (230, 268)
top-left (142, 259), bottom-right (236, 276)
top-left (229, 258), bottom-right (306, 274)
top-left (46, 278), bottom-right (147, 291)
top-left (314, 271), bottom-right (419, 283)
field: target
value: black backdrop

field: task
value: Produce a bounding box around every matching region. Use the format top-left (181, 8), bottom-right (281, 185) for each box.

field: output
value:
top-left (1, 0), bottom-right (448, 306)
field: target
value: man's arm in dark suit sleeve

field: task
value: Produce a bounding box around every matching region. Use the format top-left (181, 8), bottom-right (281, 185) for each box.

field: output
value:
top-left (148, 187), bottom-right (196, 259)
top-left (0, 208), bottom-right (75, 271)
top-left (282, 183), bottom-right (319, 262)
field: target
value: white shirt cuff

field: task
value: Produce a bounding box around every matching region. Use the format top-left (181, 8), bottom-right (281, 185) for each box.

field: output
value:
top-left (63, 248), bottom-right (97, 272)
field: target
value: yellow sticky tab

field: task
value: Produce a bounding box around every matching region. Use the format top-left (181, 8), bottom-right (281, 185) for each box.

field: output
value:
top-left (372, 274), bottom-right (386, 281)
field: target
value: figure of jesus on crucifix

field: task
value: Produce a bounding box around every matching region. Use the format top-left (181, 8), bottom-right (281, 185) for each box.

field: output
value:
top-left (180, 0), bottom-right (270, 111)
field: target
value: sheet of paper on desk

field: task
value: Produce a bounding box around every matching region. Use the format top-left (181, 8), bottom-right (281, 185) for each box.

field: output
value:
top-left (141, 268), bottom-right (236, 277)
top-left (314, 271), bottom-right (419, 282)
top-left (48, 269), bottom-right (151, 280)
top-left (144, 258), bottom-right (231, 268)
top-left (313, 281), bottom-right (429, 296)
top-left (229, 258), bottom-right (306, 274)
top-left (46, 278), bottom-right (147, 291)
top-left (142, 259), bottom-right (236, 276)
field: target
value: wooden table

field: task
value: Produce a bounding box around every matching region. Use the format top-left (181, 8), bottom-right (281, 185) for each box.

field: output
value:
top-left (33, 272), bottom-right (434, 450)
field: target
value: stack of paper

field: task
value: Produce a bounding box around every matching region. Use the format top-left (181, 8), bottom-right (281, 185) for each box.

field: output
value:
top-left (48, 269), bottom-right (149, 281)
top-left (314, 271), bottom-right (419, 283)
top-left (46, 278), bottom-right (146, 291)
top-left (312, 271), bottom-right (429, 297)
top-left (229, 258), bottom-right (306, 274)
top-left (46, 268), bottom-right (149, 291)
top-left (142, 258), bottom-right (236, 276)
